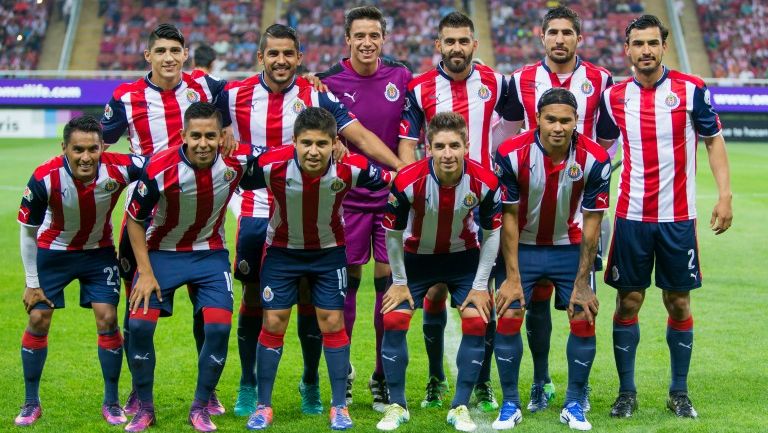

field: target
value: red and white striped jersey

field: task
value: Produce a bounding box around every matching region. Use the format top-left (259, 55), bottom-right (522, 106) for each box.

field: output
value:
top-left (18, 153), bottom-right (145, 250)
top-left (496, 130), bottom-right (611, 246)
top-left (101, 72), bottom-right (226, 156)
top-left (399, 63), bottom-right (510, 170)
top-left (243, 146), bottom-right (391, 250)
top-left (507, 57), bottom-right (613, 139)
top-left (218, 73), bottom-right (358, 218)
top-left (383, 158), bottom-right (502, 254)
top-left (127, 144), bottom-right (258, 251)
top-left (597, 68), bottom-right (722, 223)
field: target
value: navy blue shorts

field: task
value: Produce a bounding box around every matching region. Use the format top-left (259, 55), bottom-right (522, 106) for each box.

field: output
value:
top-left (396, 249), bottom-right (480, 310)
top-left (605, 217), bottom-right (701, 291)
top-left (134, 249), bottom-right (234, 316)
top-left (260, 246), bottom-right (348, 310)
top-left (233, 216), bottom-right (269, 282)
top-left (35, 247), bottom-right (121, 310)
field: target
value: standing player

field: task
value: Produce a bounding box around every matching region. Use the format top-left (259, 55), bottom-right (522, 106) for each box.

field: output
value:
top-left (218, 23), bottom-right (404, 416)
top-left (398, 11), bottom-right (512, 411)
top-left (494, 88), bottom-right (610, 431)
top-left (502, 5), bottom-right (614, 412)
top-left (316, 5), bottom-right (412, 411)
top-left (191, 44), bottom-right (217, 77)
top-left (377, 113), bottom-right (501, 432)
top-left (15, 115), bottom-right (144, 426)
top-left (597, 15), bottom-right (732, 419)
top-left (101, 23), bottom-right (228, 416)
top-left (123, 102), bottom-right (256, 433)
top-left (242, 107), bottom-right (392, 431)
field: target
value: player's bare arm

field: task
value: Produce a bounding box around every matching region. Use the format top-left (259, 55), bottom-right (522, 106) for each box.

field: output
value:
top-left (569, 210), bottom-right (602, 324)
top-left (126, 217), bottom-right (162, 314)
top-left (341, 122), bottom-right (405, 169)
top-left (704, 134), bottom-right (733, 235)
top-left (497, 203), bottom-right (525, 316)
top-left (397, 137), bottom-right (418, 165)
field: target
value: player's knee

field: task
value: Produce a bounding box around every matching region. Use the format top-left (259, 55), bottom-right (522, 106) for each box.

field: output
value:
top-left (93, 304), bottom-right (118, 332)
top-left (316, 309), bottom-right (344, 332)
top-left (616, 291), bottom-right (644, 317)
top-left (662, 291), bottom-right (690, 319)
top-left (425, 284), bottom-right (448, 302)
top-left (262, 310), bottom-right (290, 334)
top-left (569, 319), bottom-right (596, 338)
top-left (347, 264), bottom-right (363, 280)
top-left (461, 316), bottom-right (487, 337)
top-left (383, 310), bottom-right (412, 331)
top-left (27, 310), bottom-right (52, 335)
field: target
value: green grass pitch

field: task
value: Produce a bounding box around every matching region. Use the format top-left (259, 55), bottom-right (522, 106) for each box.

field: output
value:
top-left (0, 138), bottom-right (765, 432)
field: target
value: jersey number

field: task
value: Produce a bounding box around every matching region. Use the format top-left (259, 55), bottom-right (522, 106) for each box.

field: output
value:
top-left (104, 266), bottom-right (120, 286)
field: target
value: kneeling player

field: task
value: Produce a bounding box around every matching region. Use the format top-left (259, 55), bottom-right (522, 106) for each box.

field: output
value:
top-left (242, 107), bottom-right (391, 431)
top-left (493, 88), bottom-right (609, 431)
top-left (377, 113), bottom-right (502, 432)
top-left (16, 115), bottom-right (145, 426)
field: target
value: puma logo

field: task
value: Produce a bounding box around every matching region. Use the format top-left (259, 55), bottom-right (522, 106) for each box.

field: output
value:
top-left (343, 92), bottom-right (357, 103)
top-left (209, 354), bottom-right (225, 366)
top-left (134, 353), bottom-right (150, 360)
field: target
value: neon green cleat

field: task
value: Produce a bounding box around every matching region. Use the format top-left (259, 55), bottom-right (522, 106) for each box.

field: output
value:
top-left (473, 381), bottom-right (499, 412)
top-left (420, 376), bottom-right (450, 409)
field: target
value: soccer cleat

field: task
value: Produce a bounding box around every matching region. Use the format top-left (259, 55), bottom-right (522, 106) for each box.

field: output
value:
top-left (581, 385), bottom-right (591, 413)
top-left (345, 364), bottom-right (356, 406)
top-left (543, 381), bottom-right (556, 403)
top-left (207, 390), bottom-right (225, 416)
top-left (376, 403), bottom-right (410, 431)
top-left (299, 381), bottom-right (323, 414)
top-left (368, 374), bottom-right (390, 413)
top-left (189, 406), bottom-right (217, 432)
top-left (234, 386), bottom-right (258, 417)
top-left (609, 392), bottom-right (637, 418)
top-left (492, 401), bottom-right (522, 430)
top-left (124, 407), bottom-right (156, 432)
top-left (330, 405), bottom-right (353, 430)
top-left (667, 392), bottom-right (698, 418)
top-left (103, 403), bottom-right (128, 425)
top-left (447, 405), bottom-right (477, 432)
top-left (527, 382), bottom-right (548, 413)
top-left (246, 405), bottom-right (273, 430)
top-left (560, 401), bottom-right (592, 431)
top-left (474, 381), bottom-right (500, 412)
top-left (420, 376), bottom-right (450, 408)
top-left (124, 389), bottom-right (140, 416)
top-left (14, 403), bottom-right (42, 427)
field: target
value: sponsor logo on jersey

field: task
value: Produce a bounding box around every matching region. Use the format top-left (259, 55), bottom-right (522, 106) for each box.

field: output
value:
top-left (137, 182), bottom-right (148, 197)
top-left (103, 104), bottom-right (113, 120)
top-left (494, 162), bottom-right (503, 177)
top-left (104, 178), bottom-right (119, 193)
top-left (566, 163), bottom-right (584, 181)
top-left (665, 92), bottom-right (680, 109)
top-left (262, 285), bottom-right (274, 302)
top-left (580, 80), bottom-right (594, 96)
top-left (22, 186), bottom-right (33, 201)
top-left (186, 89), bottom-right (200, 103)
top-left (330, 178), bottom-right (346, 193)
top-left (462, 192), bottom-right (478, 208)
top-left (238, 259), bottom-right (250, 275)
top-left (387, 193), bottom-right (399, 208)
top-left (292, 99), bottom-right (306, 114)
top-left (601, 163), bottom-right (611, 180)
top-left (223, 167), bottom-right (236, 182)
top-left (385, 82), bottom-right (400, 102)
top-left (611, 265), bottom-right (620, 281)
top-left (477, 84), bottom-right (491, 101)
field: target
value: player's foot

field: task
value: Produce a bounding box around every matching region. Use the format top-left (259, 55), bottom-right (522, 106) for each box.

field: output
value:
top-left (207, 390), bottom-right (225, 416)
top-left (189, 406), bottom-right (217, 432)
top-left (246, 405), bottom-right (273, 431)
top-left (14, 403), bottom-right (42, 426)
top-left (609, 392), bottom-right (637, 418)
top-left (299, 381), bottom-right (323, 414)
top-left (667, 392), bottom-right (698, 419)
top-left (368, 374), bottom-right (390, 413)
top-left (559, 401), bottom-right (592, 431)
top-left (125, 406), bottom-right (156, 432)
top-left (543, 381), bottom-right (556, 403)
top-left (492, 401), bottom-right (522, 430)
top-left (124, 389), bottom-right (140, 416)
top-left (527, 382), bottom-right (548, 413)
top-left (447, 405), bottom-right (477, 432)
top-left (474, 381), bottom-right (499, 412)
top-left (103, 403), bottom-right (128, 425)
top-left (345, 364), bottom-right (356, 406)
top-left (330, 405), bottom-right (353, 430)
top-left (376, 403), bottom-right (410, 431)
top-left (581, 385), bottom-right (591, 413)
top-left (234, 386), bottom-right (258, 417)
top-left (420, 376), bottom-right (449, 408)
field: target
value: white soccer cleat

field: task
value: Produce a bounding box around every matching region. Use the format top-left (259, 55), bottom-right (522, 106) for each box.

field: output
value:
top-left (560, 401), bottom-right (592, 431)
top-left (376, 404), bottom-right (410, 431)
top-left (492, 401), bottom-right (522, 430)
top-left (447, 405), bottom-right (477, 432)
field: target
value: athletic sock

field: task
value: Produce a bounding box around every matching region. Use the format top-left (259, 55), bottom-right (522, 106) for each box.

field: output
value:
top-left (256, 329), bottom-right (285, 407)
top-left (97, 329), bottom-right (123, 405)
top-left (527, 284), bottom-right (553, 384)
top-left (343, 276), bottom-right (361, 339)
top-left (477, 317), bottom-right (496, 383)
top-left (495, 317), bottom-right (523, 406)
top-left (566, 320), bottom-right (596, 404)
top-left (382, 311), bottom-right (411, 407)
top-left (422, 297), bottom-right (446, 381)
top-left (373, 278), bottom-right (388, 377)
top-left (195, 308), bottom-right (232, 402)
top-left (667, 316), bottom-right (694, 393)
top-left (21, 331), bottom-right (48, 405)
top-left (323, 330), bottom-right (351, 407)
top-left (613, 314), bottom-right (640, 393)
top-left (297, 304), bottom-right (322, 385)
top-left (237, 303), bottom-right (263, 388)
top-left (452, 317), bottom-right (487, 407)
top-left (128, 309), bottom-right (161, 405)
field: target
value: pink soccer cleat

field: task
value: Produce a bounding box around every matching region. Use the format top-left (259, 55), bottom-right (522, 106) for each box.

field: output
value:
top-left (207, 391), bottom-right (226, 416)
top-left (14, 403), bottom-right (42, 426)
top-left (103, 403), bottom-right (128, 425)
top-left (189, 406), bottom-right (217, 432)
top-left (124, 407), bottom-right (156, 432)
top-left (124, 389), bottom-right (140, 416)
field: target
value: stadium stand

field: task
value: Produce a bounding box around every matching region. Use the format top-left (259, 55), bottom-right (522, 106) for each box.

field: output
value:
top-left (696, 0), bottom-right (768, 79)
top-left (98, 0), bottom-right (262, 73)
top-left (489, 0), bottom-right (642, 76)
top-left (0, 0), bottom-right (52, 70)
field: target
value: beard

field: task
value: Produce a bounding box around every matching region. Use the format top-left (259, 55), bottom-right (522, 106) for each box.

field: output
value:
top-left (442, 52), bottom-right (472, 74)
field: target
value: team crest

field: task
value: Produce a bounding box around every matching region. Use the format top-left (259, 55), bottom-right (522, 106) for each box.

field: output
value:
top-left (387, 193), bottom-right (399, 208)
top-left (330, 178), bottom-right (346, 193)
top-left (580, 80), bottom-right (594, 96)
top-left (611, 265), bottom-right (620, 282)
top-left (462, 192), bottom-right (478, 208)
top-left (238, 260), bottom-right (251, 275)
top-left (186, 89), bottom-right (200, 103)
top-left (137, 182), bottom-right (148, 197)
top-left (104, 178), bottom-right (119, 193)
top-left (477, 84), bottom-right (491, 101)
top-left (262, 286), bottom-right (274, 302)
top-left (566, 163), bottom-right (583, 181)
top-left (665, 92), bottom-right (680, 109)
top-left (384, 82), bottom-right (400, 102)
top-left (494, 163), bottom-right (503, 177)
top-left (120, 257), bottom-right (131, 273)
top-left (22, 186), bottom-right (33, 201)
top-left (103, 104), bottom-right (113, 120)
top-left (223, 167), bottom-right (236, 182)
top-left (292, 99), bottom-right (306, 114)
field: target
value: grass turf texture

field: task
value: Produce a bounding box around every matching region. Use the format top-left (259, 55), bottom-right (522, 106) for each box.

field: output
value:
top-left (0, 138), bottom-right (765, 433)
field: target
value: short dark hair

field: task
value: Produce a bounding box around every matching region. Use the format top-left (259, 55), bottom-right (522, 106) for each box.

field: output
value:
top-left (427, 112), bottom-right (467, 144)
top-left (63, 115), bottom-right (103, 145)
top-left (294, 107), bottom-right (337, 140)
top-left (625, 14), bottom-right (669, 44)
top-left (542, 5), bottom-right (581, 35)
top-left (537, 87), bottom-right (578, 113)
top-left (183, 102), bottom-right (222, 129)
top-left (148, 23), bottom-right (185, 49)
top-left (345, 6), bottom-right (387, 37)
top-left (193, 44), bottom-right (216, 69)
top-left (438, 11), bottom-right (474, 35)
top-left (260, 24), bottom-right (300, 53)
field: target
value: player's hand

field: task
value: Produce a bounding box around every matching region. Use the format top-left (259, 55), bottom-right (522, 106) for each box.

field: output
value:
top-left (221, 127), bottom-right (237, 157)
top-left (381, 284), bottom-right (414, 314)
top-left (568, 278), bottom-right (599, 325)
top-left (23, 287), bottom-right (54, 313)
top-left (302, 73), bottom-right (328, 92)
top-left (461, 289), bottom-right (491, 323)
top-left (332, 141), bottom-right (350, 162)
top-left (710, 196), bottom-right (733, 235)
top-left (496, 277), bottom-right (525, 317)
top-left (129, 272), bottom-right (162, 315)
